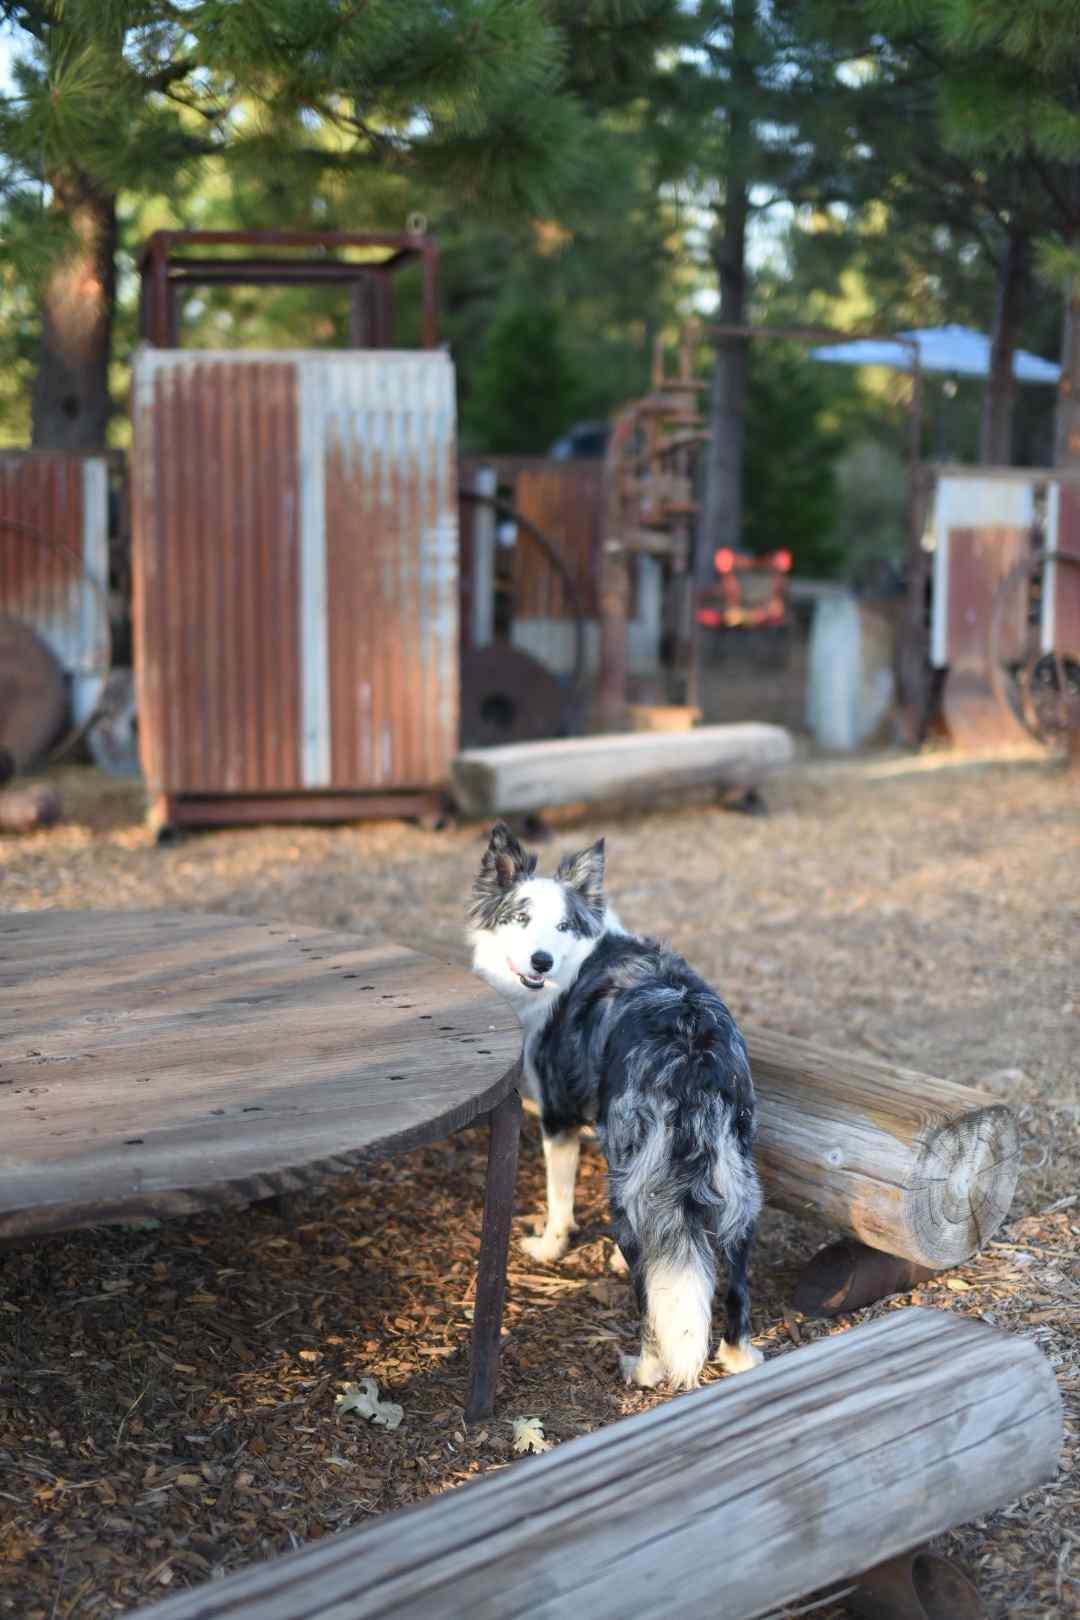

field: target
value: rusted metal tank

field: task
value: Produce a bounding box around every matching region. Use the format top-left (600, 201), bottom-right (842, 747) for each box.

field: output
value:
top-left (131, 348), bottom-right (458, 829)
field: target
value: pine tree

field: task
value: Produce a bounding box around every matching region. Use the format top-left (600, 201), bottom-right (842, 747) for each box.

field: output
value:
top-left (672, 2), bottom-right (858, 569)
top-left (846, 1), bottom-right (1080, 465)
top-left (933, 0), bottom-right (1080, 465)
top-left (0, 1), bottom-right (670, 449)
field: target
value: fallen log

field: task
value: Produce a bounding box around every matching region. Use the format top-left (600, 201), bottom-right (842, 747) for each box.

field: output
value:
top-left (451, 722), bottom-right (794, 817)
top-left (129, 1308), bottom-right (1061, 1620)
top-left (747, 1024), bottom-right (1019, 1268)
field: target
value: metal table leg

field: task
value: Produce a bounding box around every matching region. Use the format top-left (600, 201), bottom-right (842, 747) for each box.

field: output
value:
top-left (465, 1085), bottom-right (522, 1423)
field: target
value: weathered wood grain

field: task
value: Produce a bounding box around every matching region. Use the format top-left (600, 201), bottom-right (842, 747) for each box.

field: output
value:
top-left (451, 723), bottom-right (794, 816)
top-left (0, 911), bottom-right (522, 1239)
top-left (128, 1308), bottom-right (1062, 1620)
top-left (746, 1024), bottom-right (1020, 1267)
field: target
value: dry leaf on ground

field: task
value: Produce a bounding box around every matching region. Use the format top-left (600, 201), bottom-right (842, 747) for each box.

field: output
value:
top-left (335, 1377), bottom-right (404, 1430)
top-left (512, 1417), bottom-right (553, 1455)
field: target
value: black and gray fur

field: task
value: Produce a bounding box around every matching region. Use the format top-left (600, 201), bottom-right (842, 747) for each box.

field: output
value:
top-left (468, 822), bottom-right (763, 1389)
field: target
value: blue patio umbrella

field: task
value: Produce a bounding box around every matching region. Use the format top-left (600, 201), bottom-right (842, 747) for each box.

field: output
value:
top-left (810, 323), bottom-right (1060, 383)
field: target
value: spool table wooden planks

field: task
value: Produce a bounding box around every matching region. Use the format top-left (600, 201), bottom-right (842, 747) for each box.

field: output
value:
top-left (128, 1307), bottom-right (1062, 1620)
top-left (0, 910), bottom-right (524, 1420)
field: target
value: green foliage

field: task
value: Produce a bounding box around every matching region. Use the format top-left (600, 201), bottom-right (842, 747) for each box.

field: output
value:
top-left (462, 297), bottom-right (586, 453)
top-left (829, 439), bottom-right (909, 581)
top-left (0, 0), bottom-right (688, 444)
top-left (741, 343), bottom-right (844, 576)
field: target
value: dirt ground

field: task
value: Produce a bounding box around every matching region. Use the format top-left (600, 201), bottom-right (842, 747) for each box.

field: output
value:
top-left (0, 757), bottom-right (1077, 1619)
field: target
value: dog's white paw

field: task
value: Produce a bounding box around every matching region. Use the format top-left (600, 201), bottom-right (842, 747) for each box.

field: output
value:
top-left (521, 1230), bottom-right (571, 1265)
top-left (608, 1246), bottom-right (630, 1277)
top-left (715, 1339), bottom-right (764, 1375)
top-left (619, 1351), bottom-right (665, 1388)
top-left (531, 1215), bottom-right (578, 1236)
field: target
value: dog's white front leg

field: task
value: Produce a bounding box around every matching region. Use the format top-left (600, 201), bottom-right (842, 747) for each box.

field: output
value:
top-left (521, 1127), bottom-right (580, 1264)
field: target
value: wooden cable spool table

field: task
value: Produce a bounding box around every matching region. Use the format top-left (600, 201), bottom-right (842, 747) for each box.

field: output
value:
top-left (0, 910), bottom-right (523, 1421)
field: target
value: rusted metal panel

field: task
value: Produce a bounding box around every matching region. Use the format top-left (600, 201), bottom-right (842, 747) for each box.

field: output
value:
top-left (930, 474), bottom-right (1034, 668)
top-left (133, 352), bottom-right (303, 795)
top-left (512, 464), bottom-right (603, 620)
top-left (132, 348), bottom-right (457, 806)
top-left (944, 526), bottom-right (1029, 670)
top-left (1045, 482), bottom-right (1080, 656)
top-left (322, 352), bottom-right (458, 788)
top-left (0, 451), bottom-right (109, 726)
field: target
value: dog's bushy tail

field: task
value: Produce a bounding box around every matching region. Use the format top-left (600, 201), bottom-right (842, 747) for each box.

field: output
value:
top-left (608, 1092), bottom-right (761, 1390)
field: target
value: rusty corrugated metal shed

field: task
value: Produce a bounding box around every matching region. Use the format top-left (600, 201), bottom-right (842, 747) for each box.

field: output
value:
top-left (131, 348), bottom-right (458, 827)
top-left (0, 451), bottom-right (110, 729)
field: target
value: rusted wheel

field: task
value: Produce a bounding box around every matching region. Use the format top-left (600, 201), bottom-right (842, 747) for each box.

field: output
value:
top-left (0, 616), bottom-right (67, 771)
top-left (988, 547), bottom-right (1080, 747)
top-left (460, 643), bottom-right (570, 749)
top-left (0, 518), bottom-right (112, 764)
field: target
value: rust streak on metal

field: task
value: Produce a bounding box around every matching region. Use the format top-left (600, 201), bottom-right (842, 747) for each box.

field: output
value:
top-left (134, 354), bottom-right (308, 801)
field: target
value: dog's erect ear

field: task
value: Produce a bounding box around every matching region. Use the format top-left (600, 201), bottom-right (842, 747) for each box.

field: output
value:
top-left (556, 837), bottom-right (605, 912)
top-left (477, 821), bottom-right (537, 896)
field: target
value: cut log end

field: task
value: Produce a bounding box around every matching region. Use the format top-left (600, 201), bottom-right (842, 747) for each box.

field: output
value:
top-left (906, 1104), bottom-right (1020, 1268)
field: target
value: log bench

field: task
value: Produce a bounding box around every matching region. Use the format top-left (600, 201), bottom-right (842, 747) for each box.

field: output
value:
top-left (745, 1024), bottom-right (1021, 1311)
top-left (451, 723), bottom-right (795, 818)
top-left (128, 1307), bottom-right (1062, 1620)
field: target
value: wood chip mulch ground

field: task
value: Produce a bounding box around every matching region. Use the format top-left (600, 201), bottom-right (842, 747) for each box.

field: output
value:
top-left (0, 757), bottom-right (1077, 1619)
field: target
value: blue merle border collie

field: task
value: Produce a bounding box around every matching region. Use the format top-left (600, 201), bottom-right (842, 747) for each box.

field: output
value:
top-left (468, 821), bottom-right (763, 1391)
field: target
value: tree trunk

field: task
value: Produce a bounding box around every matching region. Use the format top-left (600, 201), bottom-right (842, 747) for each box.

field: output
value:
top-left (1054, 276), bottom-right (1080, 468)
top-left (698, 0), bottom-right (755, 586)
top-left (980, 228), bottom-right (1029, 465)
top-left (30, 171), bottom-right (117, 453)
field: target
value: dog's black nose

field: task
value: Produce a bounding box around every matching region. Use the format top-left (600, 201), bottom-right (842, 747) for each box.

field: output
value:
top-left (530, 951), bottom-right (554, 975)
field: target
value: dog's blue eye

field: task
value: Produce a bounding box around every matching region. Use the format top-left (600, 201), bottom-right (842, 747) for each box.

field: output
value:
top-left (556, 920), bottom-right (570, 933)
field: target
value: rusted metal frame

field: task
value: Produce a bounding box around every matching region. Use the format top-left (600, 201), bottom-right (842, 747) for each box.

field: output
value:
top-left (419, 236), bottom-right (440, 350)
top-left (147, 235), bottom-right (171, 349)
top-left (150, 790), bottom-right (447, 831)
top-left (137, 227), bottom-right (434, 266)
top-left (598, 404), bottom-right (641, 729)
top-left (165, 259), bottom-right (395, 283)
top-left (138, 229), bottom-right (439, 349)
top-left (465, 1082), bottom-right (523, 1424)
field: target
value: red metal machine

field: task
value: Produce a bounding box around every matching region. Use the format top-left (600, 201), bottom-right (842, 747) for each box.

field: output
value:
top-left (695, 546), bottom-right (792, 632)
